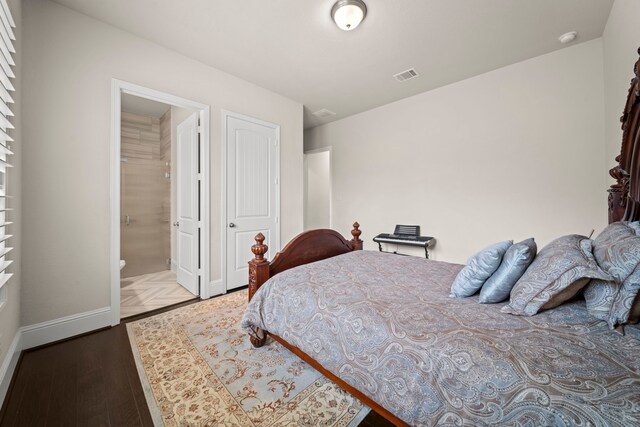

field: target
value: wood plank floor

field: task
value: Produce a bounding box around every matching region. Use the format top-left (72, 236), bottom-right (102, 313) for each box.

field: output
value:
top-left (0, 296), bottom-right (393, 427)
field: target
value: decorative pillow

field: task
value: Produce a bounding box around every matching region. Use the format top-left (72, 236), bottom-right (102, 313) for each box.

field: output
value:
top-left (583, 279), bottom-right (619, 323)
top-left (450, 240), bottom-right (513, 298)
top-left (584, 221), bottom-right (640, 328)
top-left (479, 238), bottom-right (537, 304)
top-left (629, 292), bottom-right (640, 324)
top-left (607, 262), bottom-right (640, 327)
top-left (625, 220), bottom-right (640, 235)
top-left (502, 235), bottom-right (611, 316)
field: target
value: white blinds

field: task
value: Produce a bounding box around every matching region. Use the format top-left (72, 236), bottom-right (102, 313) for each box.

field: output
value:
top-left (0, 0), bottom-right (15, 292)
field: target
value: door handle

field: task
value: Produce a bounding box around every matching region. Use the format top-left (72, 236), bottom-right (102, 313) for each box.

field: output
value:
top-left (125, 215), bottom-right (130, 226)
top-left (229, 222), bottom-right (236, 228)
top-left (173, 221), bottom-right (179, 227)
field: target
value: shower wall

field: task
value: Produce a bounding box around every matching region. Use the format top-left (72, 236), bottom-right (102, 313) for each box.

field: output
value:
top-left (121, 111), bottom-right (171, 278)
top-left (160, 109), bottom-right (171, 268)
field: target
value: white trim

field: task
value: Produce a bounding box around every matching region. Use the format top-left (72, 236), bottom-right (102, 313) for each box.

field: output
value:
top-left (110, 79), bottom-right (211, 326)
top-left (220, 112), bottom-right (228, 295)
top-left (110, 80), bottom-right (121, 326)
top-left (221, 111), bottom-right (281, 293)
top-left (20, 307), bottom-right (112, 350)
top-left (303, 146), bottom-right (333, 229)
top-left (0, 329), bottom-right (21, 407)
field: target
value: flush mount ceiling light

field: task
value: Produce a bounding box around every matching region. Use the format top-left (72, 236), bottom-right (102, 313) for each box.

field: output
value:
top-left (558, 31), bottom-right (578, 44)
top-left (331, 0), bottom-right (367, 31)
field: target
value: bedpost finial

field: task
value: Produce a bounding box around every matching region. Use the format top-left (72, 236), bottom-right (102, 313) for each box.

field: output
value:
top-left (350, 221), bottom-right (363, 250)
top-left (252, 233), bottom-right (269, 260)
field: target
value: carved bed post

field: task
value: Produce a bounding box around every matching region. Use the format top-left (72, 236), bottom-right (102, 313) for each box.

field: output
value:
top-left (248, 233), bottom-right (269, 347)
top-left (350, 222), bottom-right (363, 250)
top-left (248, 233), bottom-right (270, 302)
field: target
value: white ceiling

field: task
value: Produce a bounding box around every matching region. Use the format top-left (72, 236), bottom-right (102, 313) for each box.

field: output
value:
top-left (121, 93), bottom-right (170, 118)
top-left (52, 0), bottom-right (614, 129)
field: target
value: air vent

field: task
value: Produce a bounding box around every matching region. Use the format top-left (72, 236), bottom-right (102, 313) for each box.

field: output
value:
top-left (312, 108), bottom-right (336, 119)
top-left (393, 68), bottom-right (419, 82)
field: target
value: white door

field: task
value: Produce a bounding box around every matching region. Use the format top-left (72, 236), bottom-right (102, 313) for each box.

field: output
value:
top-left (226, 113), bottom-right (279, 290)
top-left (176, 113), bottom-right (199, 295)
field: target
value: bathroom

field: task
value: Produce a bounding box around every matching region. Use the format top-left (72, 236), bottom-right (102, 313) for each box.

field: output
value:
top-left (119, 94), bottom-right (197, 318)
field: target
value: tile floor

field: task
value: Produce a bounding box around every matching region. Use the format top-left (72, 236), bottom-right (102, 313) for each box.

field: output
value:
top-left (120, 270), bottom-right (197, 318)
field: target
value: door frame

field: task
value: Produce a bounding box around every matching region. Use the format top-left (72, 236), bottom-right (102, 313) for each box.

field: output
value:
top-left (303, 146), bottom-right (332, 229)
top-left (110, 79), bottom-right (211, 326)
top-left (221, 110), bottom-right (280, 292)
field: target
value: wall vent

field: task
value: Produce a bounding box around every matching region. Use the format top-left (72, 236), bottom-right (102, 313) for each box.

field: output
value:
top-left (312, 108), bottom-right (336, 119)
top-left (393, 68), bottom-right (419, 82)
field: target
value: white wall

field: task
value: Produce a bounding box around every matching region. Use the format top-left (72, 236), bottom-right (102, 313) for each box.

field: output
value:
top-left (305, 40), bottom-right (607, 263)
top-left (21, 0), bottom-right (303, 326)
top-left (304, 150), bottom-right (331, 229)
top-left (603, 0), bottom-right (640, 174)
top-left (0, 0), bottom-right (21, 404)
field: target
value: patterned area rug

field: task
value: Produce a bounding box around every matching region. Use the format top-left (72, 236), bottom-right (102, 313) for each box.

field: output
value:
top-left (127, 289), bottom-right (370, 426)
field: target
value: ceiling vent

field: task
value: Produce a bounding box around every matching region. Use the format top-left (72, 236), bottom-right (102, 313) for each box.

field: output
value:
top-left (393, 68), bottom-right (419, 82)
top-left (312, 108), bottom-right (336, 118)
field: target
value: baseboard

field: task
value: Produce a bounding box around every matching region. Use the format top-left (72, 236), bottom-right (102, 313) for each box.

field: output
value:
top-left (208, 279), bottom-right (224, 297)
top-left (0, 330), bottom-right (22, 408)
top-left (20, 306), bottom-right (112, 350)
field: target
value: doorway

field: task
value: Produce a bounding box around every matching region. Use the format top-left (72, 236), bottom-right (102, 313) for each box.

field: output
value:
top-left (110, 80), bottom-right (211, 325)
top-left (119, 95), bottom-right (199, 318)
top-left (303, 148), bottom-right (331, 230)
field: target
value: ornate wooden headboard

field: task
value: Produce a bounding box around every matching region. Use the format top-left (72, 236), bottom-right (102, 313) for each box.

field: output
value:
top-left (608, 47), bottom-right (640, 223)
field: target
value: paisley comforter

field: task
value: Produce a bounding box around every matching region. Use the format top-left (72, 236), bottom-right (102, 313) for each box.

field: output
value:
top-left (241, 250), bottom-right (640, 426)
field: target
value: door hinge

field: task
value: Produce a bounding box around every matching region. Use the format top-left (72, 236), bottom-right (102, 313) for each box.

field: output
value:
top-left (275, 216), bottom-right (279, 224)
top-left (274, 140), bottom-right (279, 147)
top-left (197, 126), bottom-right (203, 133)
top-left (197, 173), bottom-right (202, 180)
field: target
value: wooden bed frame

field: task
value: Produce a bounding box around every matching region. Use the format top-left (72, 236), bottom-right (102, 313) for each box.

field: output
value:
top-left (246, 223), bottom-right (410, 424)
top-left (247, 48), bottom-right (640, 427)
top-left (609, 48), bottom-right (640, 223)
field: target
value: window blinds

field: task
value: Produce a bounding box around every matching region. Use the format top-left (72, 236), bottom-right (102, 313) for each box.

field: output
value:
top-left (0, 0), bottom-right (15, 292)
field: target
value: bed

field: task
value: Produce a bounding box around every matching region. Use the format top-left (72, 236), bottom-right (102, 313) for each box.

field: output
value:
top-left (241, 48), bottom-right (640, 426)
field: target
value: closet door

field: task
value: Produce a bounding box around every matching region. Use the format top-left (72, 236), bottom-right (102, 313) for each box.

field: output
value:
top-left (225, 113), bottom-right (280, 291)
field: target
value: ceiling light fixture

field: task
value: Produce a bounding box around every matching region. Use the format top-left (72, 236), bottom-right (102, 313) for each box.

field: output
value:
top-left (558, 31), bottom-right (577, 44)
top-left (331, 0), bottom-right (367, 31)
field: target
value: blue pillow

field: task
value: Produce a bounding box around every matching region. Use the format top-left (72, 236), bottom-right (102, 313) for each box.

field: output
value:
top-left (479, 238), bottom-right (537, 304)
top-left (585, 221), bottom-right (640, 328)
top-left (450, 240), bottom-right (513, 298)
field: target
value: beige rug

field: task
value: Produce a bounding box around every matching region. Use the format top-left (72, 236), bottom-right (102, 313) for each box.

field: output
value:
top-left (127, 289), bottom-right (370, 426)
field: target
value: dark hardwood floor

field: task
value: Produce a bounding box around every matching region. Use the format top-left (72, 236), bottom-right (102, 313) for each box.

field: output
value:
top-left (0, 322), bottom-right (153, 426)
top-left (0, 297), bottom-right (393, 427)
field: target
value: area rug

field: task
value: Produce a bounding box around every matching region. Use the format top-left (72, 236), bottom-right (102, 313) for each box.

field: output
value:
top-left (127, 289), bottom-right (370, 426)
